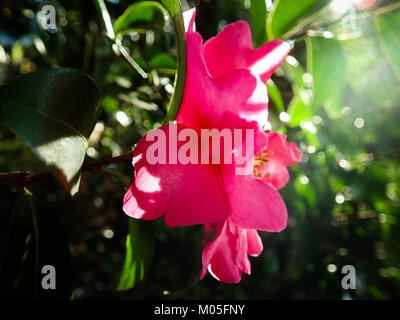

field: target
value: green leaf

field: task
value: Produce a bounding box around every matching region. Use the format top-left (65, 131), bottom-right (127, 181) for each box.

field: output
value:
top-left (266, 79), bottom-right (284, 113)
top-left (341, 34), bottom-right (400, 108)
top-left (150, 53), bottom-right (177, 70)
top-left (267, 0), bottom-right (324, 40)
top-left (283, 58), bottom-right (307, 92)
top-left (282, 59), bottom-right (313, 126)
top-left (159, 0), bottom-right (187, 124)
top-left (306, 36), bottom-right (346, 118)
top-left (0, 68), bottom-right (101, 195)
top-left (375, 10), bottom-right (400, 80)
top-left (303, 127), bottom-right (319, 148)
top-left (159, 0), bottom-right (180, 16)
top-left (116, 219), bottom-right (156, 291)
top-left (287, 93), bottom-right (313, 127)
top-left (248, 0), bottom-right (267, 48)
top-left (113, 1), bottom-right (166, 35)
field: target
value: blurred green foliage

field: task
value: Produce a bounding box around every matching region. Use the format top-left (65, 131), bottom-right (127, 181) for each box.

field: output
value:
top-left (0, 0), bottom-right (400, 300)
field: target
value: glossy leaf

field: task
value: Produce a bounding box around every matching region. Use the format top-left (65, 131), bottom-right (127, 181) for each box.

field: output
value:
top-left (113, 1), bottom-right (166, 35)
top-left (116, 219), bottom-right (156, 291)
top-left (248, 0), bottom-right (267, 48)
top-left (150, 53), bottom-right (177, 70)
top-left (267, 0), bottom-right (323, 40)
top-left (0, 68), bottom-right (101, 195)
top-left (159, 0), bottom-right (180, 16)
top-left (306, 36), bottom-right (346, 118)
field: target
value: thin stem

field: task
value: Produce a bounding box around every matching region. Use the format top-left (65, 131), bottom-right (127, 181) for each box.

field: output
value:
top-left (169, 226), bottom-right (203, 299)
top-left (82, 150), bottom-right (134, 172)
top-left (0, 150), bottom-right (134, 188)
top-left (0, 196), bottom-right (20, 280)
top-left (114, 39), bottom-right (148, 79)
top-left (93, 0), bottom-right (148, 79)
top-left (374, 1), bottom-right (400, 16)
top-left (24, 188), bottom-right (40, 296)
top-left (160, 0), bottom-right (187, 124)
top-left (95, 168), bottom-right (130, 189)
top-left (93, 0), bottom-right (115, 40)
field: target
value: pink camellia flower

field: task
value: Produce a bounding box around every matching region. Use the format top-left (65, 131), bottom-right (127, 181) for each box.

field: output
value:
top-left (123, 9), bottom-right (291, 230)
top-left (176, 10), bottom-right (291, 155)
top-left (201, 132), bottom-right (302, 283)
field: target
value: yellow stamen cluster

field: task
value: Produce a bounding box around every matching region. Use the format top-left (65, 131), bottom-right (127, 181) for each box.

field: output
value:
top-left (253, 149), bottom-right (274, 179)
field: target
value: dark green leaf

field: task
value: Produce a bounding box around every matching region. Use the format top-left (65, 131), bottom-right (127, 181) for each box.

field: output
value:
top-left (248, 0), bottom-right (267, 48)
top-left (0, 68), bottom-right (101, 195)
top-left (116, 219), bottom-right (156, 291)
top-left (113, 1), bottom-right (166, 35)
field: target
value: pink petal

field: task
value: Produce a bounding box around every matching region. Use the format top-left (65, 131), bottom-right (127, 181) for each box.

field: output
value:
top-left (123, 124), bottom-right (231, 227)
top-left (259, 160), bottom-right (291, 190)
top-left (201, 221), bottom-right (243, 283)
top-left (257, 132), bottom-right (302, 190)
top-left (204, 21), bottom-right (253, 80)
top-left (246, 229), bottom-right (263, 257)
top-left (183, 8), bottom-right (196, 32)
top-left (201, 221), bottom-right (263, 283)
top-left (224, 170), bottom-right (288, 232)
top-left (177, 30), bottom-right (269, 156)
top-left (249, 40), bottom-right (291, 83)
top-left (203, 21), bottom-right (290, 82)
top-left (236, 226), bottom-right (251, 275)
top-left (267, 132), bottom-right (303, 166)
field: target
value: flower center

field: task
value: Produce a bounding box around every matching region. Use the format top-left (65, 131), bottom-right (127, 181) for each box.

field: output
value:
top-left (253, 149), bottom-right (273, 179)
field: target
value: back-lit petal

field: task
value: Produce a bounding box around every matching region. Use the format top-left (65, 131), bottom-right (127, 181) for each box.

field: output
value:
top-left (204, 21), bottom-right (290, 82)
top-left (123, 124), bottom-right (231, 227)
